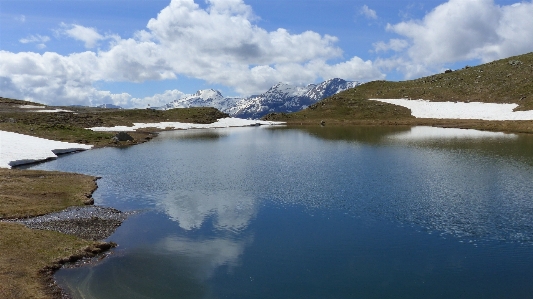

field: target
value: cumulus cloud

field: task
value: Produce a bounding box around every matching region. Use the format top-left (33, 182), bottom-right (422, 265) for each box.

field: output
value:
top-left (1, 0), bottom-right (384, 107)
top-left (58, 23), bottom-right (108, 48)
top-left (378, 0), bottom-right (533, 78)
top-left (360, 5), bottom-right (378, 19)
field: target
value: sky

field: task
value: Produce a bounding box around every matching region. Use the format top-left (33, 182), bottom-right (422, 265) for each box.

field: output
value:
top-left (1, 0), bottom-right (532, 108)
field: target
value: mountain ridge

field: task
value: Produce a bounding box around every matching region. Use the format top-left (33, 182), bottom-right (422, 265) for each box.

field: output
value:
top-left (163, 78), bottom-right (360, 119)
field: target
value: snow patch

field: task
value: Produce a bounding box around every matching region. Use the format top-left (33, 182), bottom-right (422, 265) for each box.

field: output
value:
top-left (19, 105), bottom-right (46, 109)
top-left (89, 118), bottom-right (285, 132)
top-left (370, 99), bottom-right (533, 121)
top-left (32, 109), bottom-right (74, 113)
top-left (0, 131), bottom-right (93, 169)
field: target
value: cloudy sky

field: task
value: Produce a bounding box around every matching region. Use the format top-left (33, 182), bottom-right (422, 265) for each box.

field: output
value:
top-left (1, 0), bottom-right (532, 108)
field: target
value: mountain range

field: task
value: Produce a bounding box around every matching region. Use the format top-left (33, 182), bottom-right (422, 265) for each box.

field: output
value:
top-left (163, 78), bottom-right (360, 119)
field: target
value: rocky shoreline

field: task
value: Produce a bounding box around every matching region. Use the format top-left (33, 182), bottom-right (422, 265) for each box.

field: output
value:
top-left (6, 206), bottom-right (135, 241)
top-left (2, 205), bottom-right (137, 299)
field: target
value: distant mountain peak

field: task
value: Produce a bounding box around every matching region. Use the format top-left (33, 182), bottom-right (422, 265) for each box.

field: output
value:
top-left (162, 78), bottom-right (360, 119)
top-left (193, 89), bottom-right (223, 98)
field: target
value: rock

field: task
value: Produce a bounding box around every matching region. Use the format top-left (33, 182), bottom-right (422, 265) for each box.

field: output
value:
top-left (508, 60), bottom-right (523, 66)
top-left (115, 131), bottom-right (134, 142)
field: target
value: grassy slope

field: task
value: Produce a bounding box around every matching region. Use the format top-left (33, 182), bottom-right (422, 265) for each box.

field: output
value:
top-left (0, 169), bottom-right (104, 299)
top-left (264, 52), bottom-right (533, 132)
top-left (0, 100), bottom-right (229, 146)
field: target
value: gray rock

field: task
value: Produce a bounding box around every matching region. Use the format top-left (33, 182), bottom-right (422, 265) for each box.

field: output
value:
top-left (115, 131), bottom-right (134, 142)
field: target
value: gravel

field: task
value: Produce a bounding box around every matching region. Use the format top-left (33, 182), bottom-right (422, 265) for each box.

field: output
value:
top-left (7, 206), bottom-right (136, 240)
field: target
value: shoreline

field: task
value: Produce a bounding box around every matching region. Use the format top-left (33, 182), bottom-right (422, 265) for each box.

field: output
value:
top-left (0, 119), bottom-right (285, 298)
top-left (0, 168), bottom-right (118, 298)
top-left (1, 117), bottom-right (532, 298)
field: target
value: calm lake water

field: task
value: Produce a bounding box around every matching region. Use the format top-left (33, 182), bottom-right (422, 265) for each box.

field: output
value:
top-left (27, 126), bottom-right (533, 298)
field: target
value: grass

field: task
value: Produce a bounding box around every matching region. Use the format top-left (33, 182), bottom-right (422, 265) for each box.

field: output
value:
top-left (0, 169), bottom-right (97, 219)
top-left (0, 223), bottom-right (93, 299)
top-left (0, 98), bottom-right (229, 146)
top-left (264, 52), bottom-right (533, 133)
top-left (0, 168), bottom-right (107, 298)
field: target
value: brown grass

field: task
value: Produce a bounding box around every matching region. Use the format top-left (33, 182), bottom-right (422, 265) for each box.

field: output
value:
top-left (0, 98), bottom-right (228, 146)
top-left (0, 222), bottom-right (92, 299)
top-left (0, 169), bottom-right (103, 298)
top-left (0, 169), bottom-right (97, 219)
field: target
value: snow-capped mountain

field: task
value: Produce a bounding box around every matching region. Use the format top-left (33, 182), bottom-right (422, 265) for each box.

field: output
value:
top-left (163, 78), bottom-right (360, 119)
top-left (163, 89), bottom-right (241, 112)
top-left (230, 78), bottom-right (360, 119)
top-left (96, 103), bottom-right (122, 109)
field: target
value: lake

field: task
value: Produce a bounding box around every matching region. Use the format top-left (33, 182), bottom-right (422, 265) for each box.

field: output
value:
top-left (27, 125), bottom-right (533, 298)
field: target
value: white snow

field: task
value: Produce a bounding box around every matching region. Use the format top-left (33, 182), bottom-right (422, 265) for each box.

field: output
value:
top-left (19, 105), bottom-right (45, 109)
top-left (370, 99), bottom-right (533, 121)
top-left (17, 105), bottom-right (73, 113)
top-left (89, 117), bottom-right (285, 132)
top-left (33, 109), bottom-right (74, 113)
top-left (0, 131), bottom-right (93, 169)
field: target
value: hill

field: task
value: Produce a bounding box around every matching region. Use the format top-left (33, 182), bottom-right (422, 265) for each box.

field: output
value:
top-left (0, 98), bottom-right (229, 146)
top-left (264, 52), bottom-right (533, 133)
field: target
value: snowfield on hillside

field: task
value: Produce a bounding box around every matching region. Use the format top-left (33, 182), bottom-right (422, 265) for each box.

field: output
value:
top-left (371, 99), bottom-right (533, 120)
top-left (0, 131), bottom-right (93, 168)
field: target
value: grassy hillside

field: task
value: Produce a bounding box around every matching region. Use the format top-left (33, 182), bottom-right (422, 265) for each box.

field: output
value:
top-left (0, 98), bottom-right (229, 146)
top-left (264, 52), bottom-right (533, 131)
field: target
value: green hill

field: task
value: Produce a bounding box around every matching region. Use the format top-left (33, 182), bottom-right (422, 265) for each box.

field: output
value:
top-left (264, 52), bottom-right (533, 133)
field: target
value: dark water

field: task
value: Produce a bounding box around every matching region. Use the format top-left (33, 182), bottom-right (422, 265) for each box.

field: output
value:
top-left (27, 126), bottom-right (533, 298)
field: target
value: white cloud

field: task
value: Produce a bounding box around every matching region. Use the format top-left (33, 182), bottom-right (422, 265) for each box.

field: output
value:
top-left (130, 89), bottom-right (186, 108)
top-left (59, 23), bottom-right (107, 48)
top-left (1, 0), bottom-right (384, 108)
top-left (360, 5), bottom-right (378, 19)
top-left (373, 39), bottom-right (409, 53)
top-left (19, 34), bottom-right (50, 45)
top-left (377, 0), bottom-right (533, 79)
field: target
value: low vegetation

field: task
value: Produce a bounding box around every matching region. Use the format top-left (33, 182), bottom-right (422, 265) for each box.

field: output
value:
top-left (264, 52), bottom-right (533, 133)
top-left (0, 169), bottom-right (109, 299)
top-left (0, 98), bottom-right (228, 146)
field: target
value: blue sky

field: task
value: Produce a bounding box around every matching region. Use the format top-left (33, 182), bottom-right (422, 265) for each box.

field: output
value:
top-left (1, 0), bottom-right (532, 107)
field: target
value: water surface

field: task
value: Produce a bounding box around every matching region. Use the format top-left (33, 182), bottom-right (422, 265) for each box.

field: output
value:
top-left (28, 126), bottom-right (533, 298)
